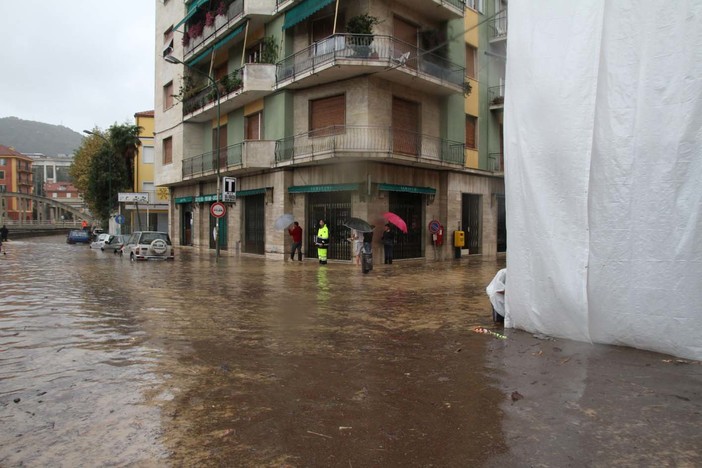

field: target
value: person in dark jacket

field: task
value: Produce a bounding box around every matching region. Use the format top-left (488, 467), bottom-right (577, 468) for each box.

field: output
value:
top-left (288, 221), bottom-right (303, 261)
top-left (381, 223), bottom-right (395, 264)
top-left (0, 224), bottom-right (8, 242)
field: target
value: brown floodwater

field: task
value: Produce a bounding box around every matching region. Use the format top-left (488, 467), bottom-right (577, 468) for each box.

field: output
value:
top-left (1, 236), bottom-right (700, 467)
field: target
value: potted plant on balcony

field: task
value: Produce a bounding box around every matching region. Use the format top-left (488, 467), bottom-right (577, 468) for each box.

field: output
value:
top-left (346, 13), bottom-right (381, 58)
top-left (260, 36), bottom-right (279, 64)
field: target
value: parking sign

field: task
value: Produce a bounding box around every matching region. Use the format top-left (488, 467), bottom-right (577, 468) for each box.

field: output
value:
top-left (222, 177), bottom-right (236, 203)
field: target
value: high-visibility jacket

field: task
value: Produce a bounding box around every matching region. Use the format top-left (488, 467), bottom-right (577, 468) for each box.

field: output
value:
top-left (317, 225), bottom-right (329, 246)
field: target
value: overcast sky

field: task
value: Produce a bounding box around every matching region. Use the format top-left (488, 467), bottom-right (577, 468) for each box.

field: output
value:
top-left (0, 1), bottom-right (156, 135)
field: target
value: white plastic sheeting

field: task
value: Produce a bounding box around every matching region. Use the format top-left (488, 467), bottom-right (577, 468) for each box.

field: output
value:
top-left (504, 1), bottom-right (702, 360)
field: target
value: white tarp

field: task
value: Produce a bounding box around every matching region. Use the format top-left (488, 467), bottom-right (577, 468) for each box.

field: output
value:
top-left (504, 1), bottom-right (702, 360)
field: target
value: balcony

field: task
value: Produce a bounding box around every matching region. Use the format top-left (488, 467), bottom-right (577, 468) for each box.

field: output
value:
top-left (182, 141), bottom-right (276, 180)
top-left (274, 125), bottom-right (465, 168)
top-left (399, 0), bottom-right (465, 20)
top-left (276, 34), bottom-right (466, 96)
top-left (489, 10), bottom-right (508, 42)
top-left (182, 64), bottom-right (276, 122)
top-left (488, 84), bottom-right (504, 109)
top-left (488, 152), bottom-right (504, 172)
top-left (182, 0), bottom-right (275, 61)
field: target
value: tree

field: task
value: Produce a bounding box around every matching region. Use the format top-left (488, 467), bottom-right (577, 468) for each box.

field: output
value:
top-left (107, 123), bottom-right (142, 191)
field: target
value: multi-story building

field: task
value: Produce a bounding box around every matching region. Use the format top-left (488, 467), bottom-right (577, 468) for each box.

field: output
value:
top-left (122, 110), bottom-right (170, 233)
top-left (0, 145), bottom-right (33, 221)
top-left (155, 0), bottom-right (505, 261)
top-left (27, 153), bottom-right (75, 197)
top-left (43, 182), bottom-right (84, 212)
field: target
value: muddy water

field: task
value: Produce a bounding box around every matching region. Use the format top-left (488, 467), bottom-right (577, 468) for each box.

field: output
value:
top-left (0, 236), bottom-right (505, 466)
top-left (2, 236), bottom-right (701, 467)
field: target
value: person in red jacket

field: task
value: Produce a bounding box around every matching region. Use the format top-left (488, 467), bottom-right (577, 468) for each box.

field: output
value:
top-left (288, 221), bottom-right (303, 261)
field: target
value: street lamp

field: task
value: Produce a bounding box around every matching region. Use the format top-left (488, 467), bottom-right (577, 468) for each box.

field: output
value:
top-left (164, 54), bottom-right (222, 260)
top-left (83, 129), bottom-right (113, 227)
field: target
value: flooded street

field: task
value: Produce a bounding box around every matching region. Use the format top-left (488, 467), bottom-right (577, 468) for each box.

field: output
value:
top-left (1, 236), bottom-right (700, 467)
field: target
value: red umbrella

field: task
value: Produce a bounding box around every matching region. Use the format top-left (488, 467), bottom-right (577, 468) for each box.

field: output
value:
top-left (383, 212), bottom-right (408, 233)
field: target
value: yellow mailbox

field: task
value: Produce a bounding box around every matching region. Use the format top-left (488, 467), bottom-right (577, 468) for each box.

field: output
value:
top-left (454, 230), bottom-right (465, 248)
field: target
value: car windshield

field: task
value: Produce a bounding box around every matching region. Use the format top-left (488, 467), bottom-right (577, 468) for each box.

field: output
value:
top-left (140, 232), bottom-right (170, 244)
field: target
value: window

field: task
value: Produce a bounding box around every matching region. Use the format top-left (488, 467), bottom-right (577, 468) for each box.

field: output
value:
top-left (163, 137), bottom-right (173, 164)
top-left (142, 146), bottom-right (154, 164)
top-left (466, 0), bottom-right (484, 13)
top-left (47, 165), bottom-right (54, 179)
top-left (309, 94), bottom-right (345, 137)
top-left (143, 182), bottom-right (155, 193)
top-left (0, 185), bottom-right (6, 193)
top-left (0, 158), bottom-right (6, 166)
top-left (66, 193), bottom-right (72, 198)
top-left (52, 192), bottom-right (58, 198)
top-left (245, 112), bottom-right (262, 140)
top-left (466, 115), bottom-right (477, 149)
top-left (163, 81), bottom-right (174, 110)
top-left (0, 171), bottom-right (4, 179)
top-left (246, 42), bottom-right (263, 64)
top-left (465, 45), bottom-right (477, 79)
top-left (163, 26), bottom-right (174, 56)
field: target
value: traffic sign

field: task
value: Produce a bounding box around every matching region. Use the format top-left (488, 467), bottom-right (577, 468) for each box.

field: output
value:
top-left (115, 214), bottom-right (125, 225)
top-left (429, 220), bottom-right (441, 234)
top-left (222, 177), bottom-right (236, 203)
top-left (210, 201), bottom-right (226, 218)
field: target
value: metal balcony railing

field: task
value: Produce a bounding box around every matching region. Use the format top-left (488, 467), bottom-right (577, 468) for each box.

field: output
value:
top-left (276, 34), bottom-right (465, 88)
top-left (275, 125), bottom-right (465, 166)
top-left (488, 152), bottom-right (504, 172)
top-left (182, 143), bottom-right (244, 179)
top-left (489, 10), bottom-right (508, 41)
top-left (440, 0), bottom-right (465, 10)
top-left (183, 0), bottom-right (245, 57)
top-left (182, 68), bottom-right (244, 115)
top-left (488, 84), bottom-right (505, 107)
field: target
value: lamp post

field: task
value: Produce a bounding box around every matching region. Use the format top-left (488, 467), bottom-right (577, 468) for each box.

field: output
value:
top-left (83, 129), bottom-right (113, 229)
top-left (164, 54), bottom-right (222, 260)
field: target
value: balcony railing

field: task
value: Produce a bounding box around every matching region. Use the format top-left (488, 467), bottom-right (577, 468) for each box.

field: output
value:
top-left (488, 152), bottom-right (504, 172)
top-left (182, 143), bottom-right (243, 179)
top-left (488, 84), bottom-right (505, 107)
top-left (489, 10), bottom-right (508, 41)
top-left (276, 34), bottom-right (465, 89)
top-left (275, 125), bottom-right (465, 166)
top-left (182, 68), bottom-right (244, 115)
top-left (183, 0), bottom-right (247, 58)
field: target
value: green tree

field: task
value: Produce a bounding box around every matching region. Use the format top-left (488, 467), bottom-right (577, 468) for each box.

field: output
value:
top-left (107, 123), bottom-right (142, 191)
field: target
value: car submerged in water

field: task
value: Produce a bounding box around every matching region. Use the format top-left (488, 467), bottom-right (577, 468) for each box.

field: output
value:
top-left (66, 229), bottom-right (91, 244)
top-left (122, 231), bottom-right (175, 261)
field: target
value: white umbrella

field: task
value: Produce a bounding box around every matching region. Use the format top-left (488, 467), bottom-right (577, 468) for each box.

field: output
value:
top-left (274, 213), bottom-right (295, 230)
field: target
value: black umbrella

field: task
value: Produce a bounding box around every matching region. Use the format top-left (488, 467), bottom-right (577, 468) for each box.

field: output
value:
top-left (343, 217), bottom-right (374, 233)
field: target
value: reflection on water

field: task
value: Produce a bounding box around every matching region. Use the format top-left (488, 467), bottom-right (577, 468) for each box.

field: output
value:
top-left (0, 235), bottom-right (505, 466)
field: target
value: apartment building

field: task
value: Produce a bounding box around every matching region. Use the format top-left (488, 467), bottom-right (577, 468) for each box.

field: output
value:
top-left (155, 0), bottom-right (505, 261)
top-left (0, 145), bottom-right (33, 221)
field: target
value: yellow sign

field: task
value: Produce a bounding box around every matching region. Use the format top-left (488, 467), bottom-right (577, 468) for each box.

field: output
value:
top-left (156, 187), bottom-right (170, 201)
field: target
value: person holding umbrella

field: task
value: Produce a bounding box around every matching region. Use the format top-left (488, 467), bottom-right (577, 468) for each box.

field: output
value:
top-left (316, 219), bottom-right (329, 265)
top-left (288, 221), bottom-right (303, 262)
top-left (382, 223), bottom-right (395, 264)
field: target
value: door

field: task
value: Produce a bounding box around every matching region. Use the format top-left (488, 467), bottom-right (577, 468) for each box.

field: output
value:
top-left (461, 194), bottom-right (481, 254)
top-left (388, 191), bottom-right (423, 259)
top-left (393, 16), bottom-right (418, 70)
top-left (243, 194), bottom-right (265, 254)
top-left (181, 204), bottom-right (192, 246)
top-left (307, 192), bottom-right (352, 261)
top-left (392, 97), bottom-right (420, 156)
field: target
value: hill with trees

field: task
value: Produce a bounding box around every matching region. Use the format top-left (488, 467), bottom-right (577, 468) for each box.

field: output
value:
top-left (0, 116), bottom-right (84, 156)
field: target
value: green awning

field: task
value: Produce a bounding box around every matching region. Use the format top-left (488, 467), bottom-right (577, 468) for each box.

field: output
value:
top-left (174, 0), bottom-right (208, 30)
top-left (175, 196), bottom-right (195, 204)
top-left (288, 183), bottom-right (360, 193)
top-left (187, 23), bottom-right (246, 66)
top-left (195, 194), bottom-right (218, 202)
top-left (283, 0), bottom-right (336, 30)
top-left (236, 188), bottom-right (267, 197)
top-left (378, 183), bottom-right (436, 195)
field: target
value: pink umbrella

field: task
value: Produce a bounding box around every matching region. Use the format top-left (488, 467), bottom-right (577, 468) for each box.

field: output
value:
top-left (383, 212), bottom-right (408, 233)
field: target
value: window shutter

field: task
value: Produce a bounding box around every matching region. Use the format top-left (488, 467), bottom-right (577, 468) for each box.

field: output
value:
top-left (392, 97), bottom-right (420, 155)
top-left (310, 95), bottom-right (345, 136)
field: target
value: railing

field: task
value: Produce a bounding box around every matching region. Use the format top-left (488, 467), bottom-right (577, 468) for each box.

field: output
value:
top-left (182, 143), bottom-right (244, 179)
top-left (182, 68), bottom-right (244, 115)
top-left (489, 10), bottom-right (508, 40)
top-left (488, 152), bottom-right (504, 172)
top-left (275, 125), bottom-right (465, 165)
top-left (276, 34), bottom-right (465, 88)
top-left (439, 0), bottom-right (466, 10)
top-left (488, 84), bottom-right (505, 106)
top-left (184, 0), bottom-right (245, 58)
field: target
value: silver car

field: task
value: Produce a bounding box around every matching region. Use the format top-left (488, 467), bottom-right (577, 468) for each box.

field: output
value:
top-left (89, 233), bottom-right (111, 249)
top-left (123, 231), bottom-right (175, 261)
top-left (101, 234), bottom-right (127, 254)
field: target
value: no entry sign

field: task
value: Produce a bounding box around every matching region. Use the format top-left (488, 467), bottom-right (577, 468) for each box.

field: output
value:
top-left (210, 201), bottom-right (226, 218)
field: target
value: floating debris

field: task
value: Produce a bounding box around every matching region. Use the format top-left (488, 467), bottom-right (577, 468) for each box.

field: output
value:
top-left (473, 327), bottom-right (507, 340)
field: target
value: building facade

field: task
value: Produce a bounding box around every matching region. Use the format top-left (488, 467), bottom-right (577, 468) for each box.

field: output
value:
top-left (0, 145), bottom-right (33, 221)
top-left (155, 0), bottom-right (505, 261)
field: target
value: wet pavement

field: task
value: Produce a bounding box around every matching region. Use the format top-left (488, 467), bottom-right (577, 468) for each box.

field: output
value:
top-left (0, 236), bottom-right (700, 467)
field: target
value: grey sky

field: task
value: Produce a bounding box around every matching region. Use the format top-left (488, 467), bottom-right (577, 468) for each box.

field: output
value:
top-left (0, 1), bottom-right (155, 134)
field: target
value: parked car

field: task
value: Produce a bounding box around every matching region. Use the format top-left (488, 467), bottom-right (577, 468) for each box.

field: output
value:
top-left (67, 229), bottom-right (91, 244)
top-left (101, 234), bottom-right (127, 254)
top-left (123, 231), bottom-right (175, 261)
top-left (90, 233), bottom-right (111, 249)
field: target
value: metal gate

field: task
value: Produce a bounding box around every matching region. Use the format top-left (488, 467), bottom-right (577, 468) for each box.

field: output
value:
top-left (388, 192), bottom-right (423, 259)
top-left (461, 194), bottom-right (481, 254)
top-left (307, 192), bottom-right (352, 261)
top-left (243, 194), bottom-right (265, 254)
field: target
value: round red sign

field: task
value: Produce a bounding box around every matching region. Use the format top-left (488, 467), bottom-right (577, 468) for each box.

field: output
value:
top-left (210, 201), bottom-right (226, 218)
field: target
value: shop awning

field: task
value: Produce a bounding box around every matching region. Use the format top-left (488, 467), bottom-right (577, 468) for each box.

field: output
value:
top-left (288, 183), bottom-right (360, 193)
top-left (175, 196), bottom-right (195, 204)
top-left (378, 183), bottom-right (436, 195)
top-left (174, 0), bottom-right (208, 30)
top-left (236, 188), bottom-right (267, 197)
top-left (283, 0), bottom-right (336, 30)
top-left (195, 194), bottom-right (218, 202)
top-left (187, 23), bottom-right (246, 66)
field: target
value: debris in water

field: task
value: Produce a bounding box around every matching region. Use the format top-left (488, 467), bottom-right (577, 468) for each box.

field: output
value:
top-left (473, 327), bottom-right (507, 339)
